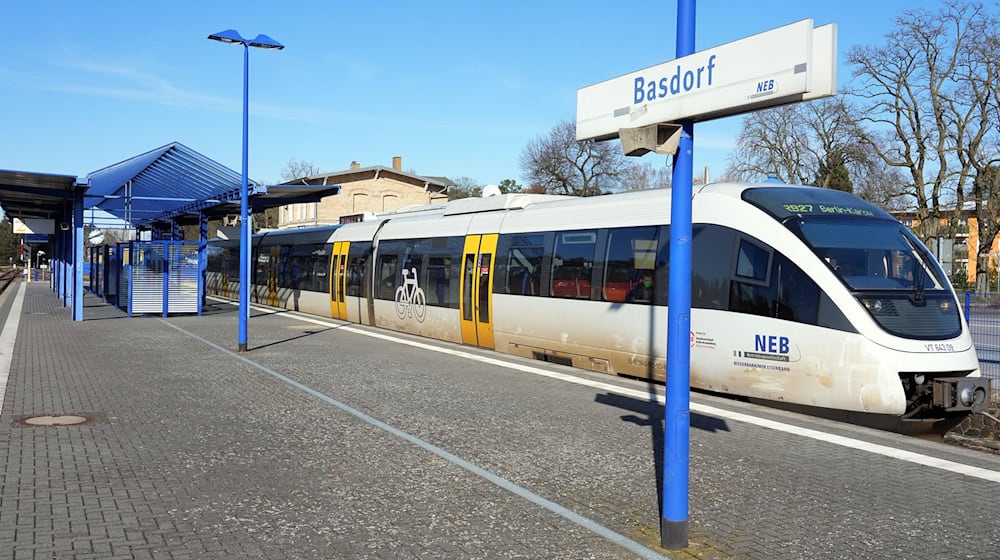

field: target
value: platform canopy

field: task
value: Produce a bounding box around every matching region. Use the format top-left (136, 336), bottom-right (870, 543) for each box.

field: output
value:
top-left (85, 142), bottom-right (340, 227)
top-left (0, 169), bottom-right (83, 220)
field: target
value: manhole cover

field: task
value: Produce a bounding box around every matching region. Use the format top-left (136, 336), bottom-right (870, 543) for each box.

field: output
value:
top-left (20, 415), bottom-right (91, 426)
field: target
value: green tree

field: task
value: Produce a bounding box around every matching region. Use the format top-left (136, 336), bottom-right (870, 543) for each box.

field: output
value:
top-left (0, 218), bottom-right (19, 267)
top-left (497, 178), bottom-right (522, 194)
top-left (814, 150), bottom-right (853, 193)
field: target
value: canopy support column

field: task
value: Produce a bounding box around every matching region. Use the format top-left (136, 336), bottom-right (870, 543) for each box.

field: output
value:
top-left (73, 187), bottom-right (84, 321)
top-left (198, 212), bottom-right (208, 315)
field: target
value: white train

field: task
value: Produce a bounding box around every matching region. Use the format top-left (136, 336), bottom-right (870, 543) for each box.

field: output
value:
top-left (207, 182), bottom-right (990, 421)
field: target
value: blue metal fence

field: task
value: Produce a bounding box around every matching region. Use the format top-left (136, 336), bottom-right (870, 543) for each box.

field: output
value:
top-left (964, 291), bottom-right (1000, 403)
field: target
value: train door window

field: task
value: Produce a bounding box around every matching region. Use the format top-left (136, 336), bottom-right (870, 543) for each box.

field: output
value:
top-left (330, 252), bottom-right (341, 301)
top-left (478, 254), bottom-right (492, 322)
top-left (603, 226), bottom-right (659, 303)
top-left (498, 233), bottom-right (545, 296)
top-left (463, 253), bottom-right (475, 321)
top-left (551, 230), bottom-right (597, 299)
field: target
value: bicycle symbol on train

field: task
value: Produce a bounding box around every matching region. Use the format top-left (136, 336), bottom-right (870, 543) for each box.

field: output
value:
top-left (395, 268), bottom-right (426, 321)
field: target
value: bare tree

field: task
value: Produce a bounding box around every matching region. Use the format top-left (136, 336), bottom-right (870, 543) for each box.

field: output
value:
top-left (447, 177), bottom-right (483, 200)
top-left (520, 120), bottom-right (629, 196)
top-left (619, 160), bottom-right (672, 191)
top-left (280, 158), bottom-right (321, 183)
top-left (726, 98), bottom-right (868, 187)
top-left (847, 1), bottom-right (1000, 244)
top-left (971, 167), bottom-right (1000, 290)
top-left (727, 103), bottom-right (814, 184)
top-left (851, 136), bottom-right (912, 210)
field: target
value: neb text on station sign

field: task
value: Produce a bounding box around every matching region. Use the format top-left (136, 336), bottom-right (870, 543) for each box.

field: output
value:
top-left (577, 19), bottom-right (836, 141)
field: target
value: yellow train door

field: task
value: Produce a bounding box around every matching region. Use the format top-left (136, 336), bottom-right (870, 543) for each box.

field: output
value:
top-left (459, 233), bottom-right (498, 349)
top-left (330, 241), bottom-right (349, 319)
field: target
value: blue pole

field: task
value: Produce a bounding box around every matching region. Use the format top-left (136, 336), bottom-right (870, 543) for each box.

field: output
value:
top-left (210, 29), bottom-right (282, 349)
top-left (239, 43), bottom-right (250, 352)
top-left (73, 187), bottom-right (84, 321)
top-left (199, 212), bottom-right (208, 316)
top-left (662, 0), bottom-right (695, 550)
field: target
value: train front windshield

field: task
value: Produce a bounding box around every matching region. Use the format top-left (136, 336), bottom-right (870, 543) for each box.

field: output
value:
top-left (743, 186), bottom-right (962, 340)
top-left (793, 218), bottom-right (946, 292)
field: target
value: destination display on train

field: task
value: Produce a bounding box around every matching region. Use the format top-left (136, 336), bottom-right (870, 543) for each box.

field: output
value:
top-left (780, 203), bottom-right (876, 217)
top-left (741, 187), bottom-right (894, 221)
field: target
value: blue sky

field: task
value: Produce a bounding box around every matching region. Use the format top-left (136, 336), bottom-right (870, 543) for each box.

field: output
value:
top-left (0, 0), bottom-right (952, 188)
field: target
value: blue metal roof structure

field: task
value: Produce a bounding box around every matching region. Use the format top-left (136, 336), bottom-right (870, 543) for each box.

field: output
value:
top-left (86, 142), bottom-right (246, 226)
top-left (0, 143), bottom-right (342, 324)
top-left (0, 169), bottom-right (83, 219)
top-left (85, 141), bottom-right (341, 226)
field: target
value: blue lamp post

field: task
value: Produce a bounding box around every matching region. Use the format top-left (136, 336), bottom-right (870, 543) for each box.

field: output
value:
top-left (208, 29), bottom-right (284, 352)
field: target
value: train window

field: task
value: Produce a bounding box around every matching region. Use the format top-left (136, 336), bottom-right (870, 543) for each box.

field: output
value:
top-left (603, 226), bottom-right (660, 304)
top-left (735, 239), bottom-right (770, 282)
top-left (497, 234), bottom-right (545, 296)
top-left (346, 242), bottom-right (371, 297)
top-left (280, 243), bottom-right (327, 292)
top-left (374, 237), bottom-right (463, 308)
top-left (376, 253), bottom-right (399, 300)
top-left (551, 230), bottom-right (597, 299)
top-left (773, 255), bottom-right (820, 323)
top-left (691, 225), bottom-right (735, 310)
top-left (425, 236), bottom-right (463, 309)
top-left (730, 244), bottom-right (821, 325)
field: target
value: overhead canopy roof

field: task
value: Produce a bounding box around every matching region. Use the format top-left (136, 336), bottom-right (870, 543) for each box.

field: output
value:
top-left (0, 142), bottom-right (342, 230)
top-left (0, 169), bottom-right (82, 220)
top-left (85, 142), bottom-right (341, 227)
top-left (86, 142), bottom-right (244, 226)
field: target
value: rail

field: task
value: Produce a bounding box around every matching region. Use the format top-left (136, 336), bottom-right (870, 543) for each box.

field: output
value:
top-left (0, 267), bottom-right (20, 295)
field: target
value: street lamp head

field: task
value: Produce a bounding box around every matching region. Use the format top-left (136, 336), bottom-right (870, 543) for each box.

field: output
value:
top-left (208, 29), bottom-right (246, 45)
top-left (208, 30), bottom-right (284, 50)
top-left (248, 34), bottom-right (284, 50)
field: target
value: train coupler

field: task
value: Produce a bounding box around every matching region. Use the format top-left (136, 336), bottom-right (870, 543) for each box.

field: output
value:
top-left (932, 377), bottom-right (991, 412)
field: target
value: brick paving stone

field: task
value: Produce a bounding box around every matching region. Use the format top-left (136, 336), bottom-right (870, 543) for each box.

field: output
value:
top-left (1, 282), bottom-right (1000, 559)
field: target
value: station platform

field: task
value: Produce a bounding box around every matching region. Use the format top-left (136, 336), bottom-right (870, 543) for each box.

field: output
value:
top-left (2, 279), bottom-right (1000, 560)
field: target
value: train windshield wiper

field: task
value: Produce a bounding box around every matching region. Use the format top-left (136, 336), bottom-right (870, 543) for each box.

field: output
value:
top-left (912, 256), bottom-right (925, 303)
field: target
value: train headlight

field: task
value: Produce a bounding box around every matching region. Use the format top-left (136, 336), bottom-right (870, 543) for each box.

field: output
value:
top-left (959, 385), bottom-right (988, 408)
top-left (938, 300), bottom-right (953, 313)
top-left (862, 299), bottom-right (884, 313)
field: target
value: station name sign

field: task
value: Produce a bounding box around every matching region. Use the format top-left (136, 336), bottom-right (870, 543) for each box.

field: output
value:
top-left (576, 19), bottom-right (836, 141)
top-left (12, 217), bottom-right (55, 235)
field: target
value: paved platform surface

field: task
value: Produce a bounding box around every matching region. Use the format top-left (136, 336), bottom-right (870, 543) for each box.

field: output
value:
top-left (2, 280), bottom-right (1000, 559)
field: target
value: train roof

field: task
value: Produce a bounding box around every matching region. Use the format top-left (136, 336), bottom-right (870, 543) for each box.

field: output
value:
top-left (343, 182), bottom-right (891, 227)
top-left (256, 225), bottom-right (340, 246)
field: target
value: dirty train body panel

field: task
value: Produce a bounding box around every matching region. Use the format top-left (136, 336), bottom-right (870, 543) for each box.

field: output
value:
top-left (206, 183), bottom-right (988, 420)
